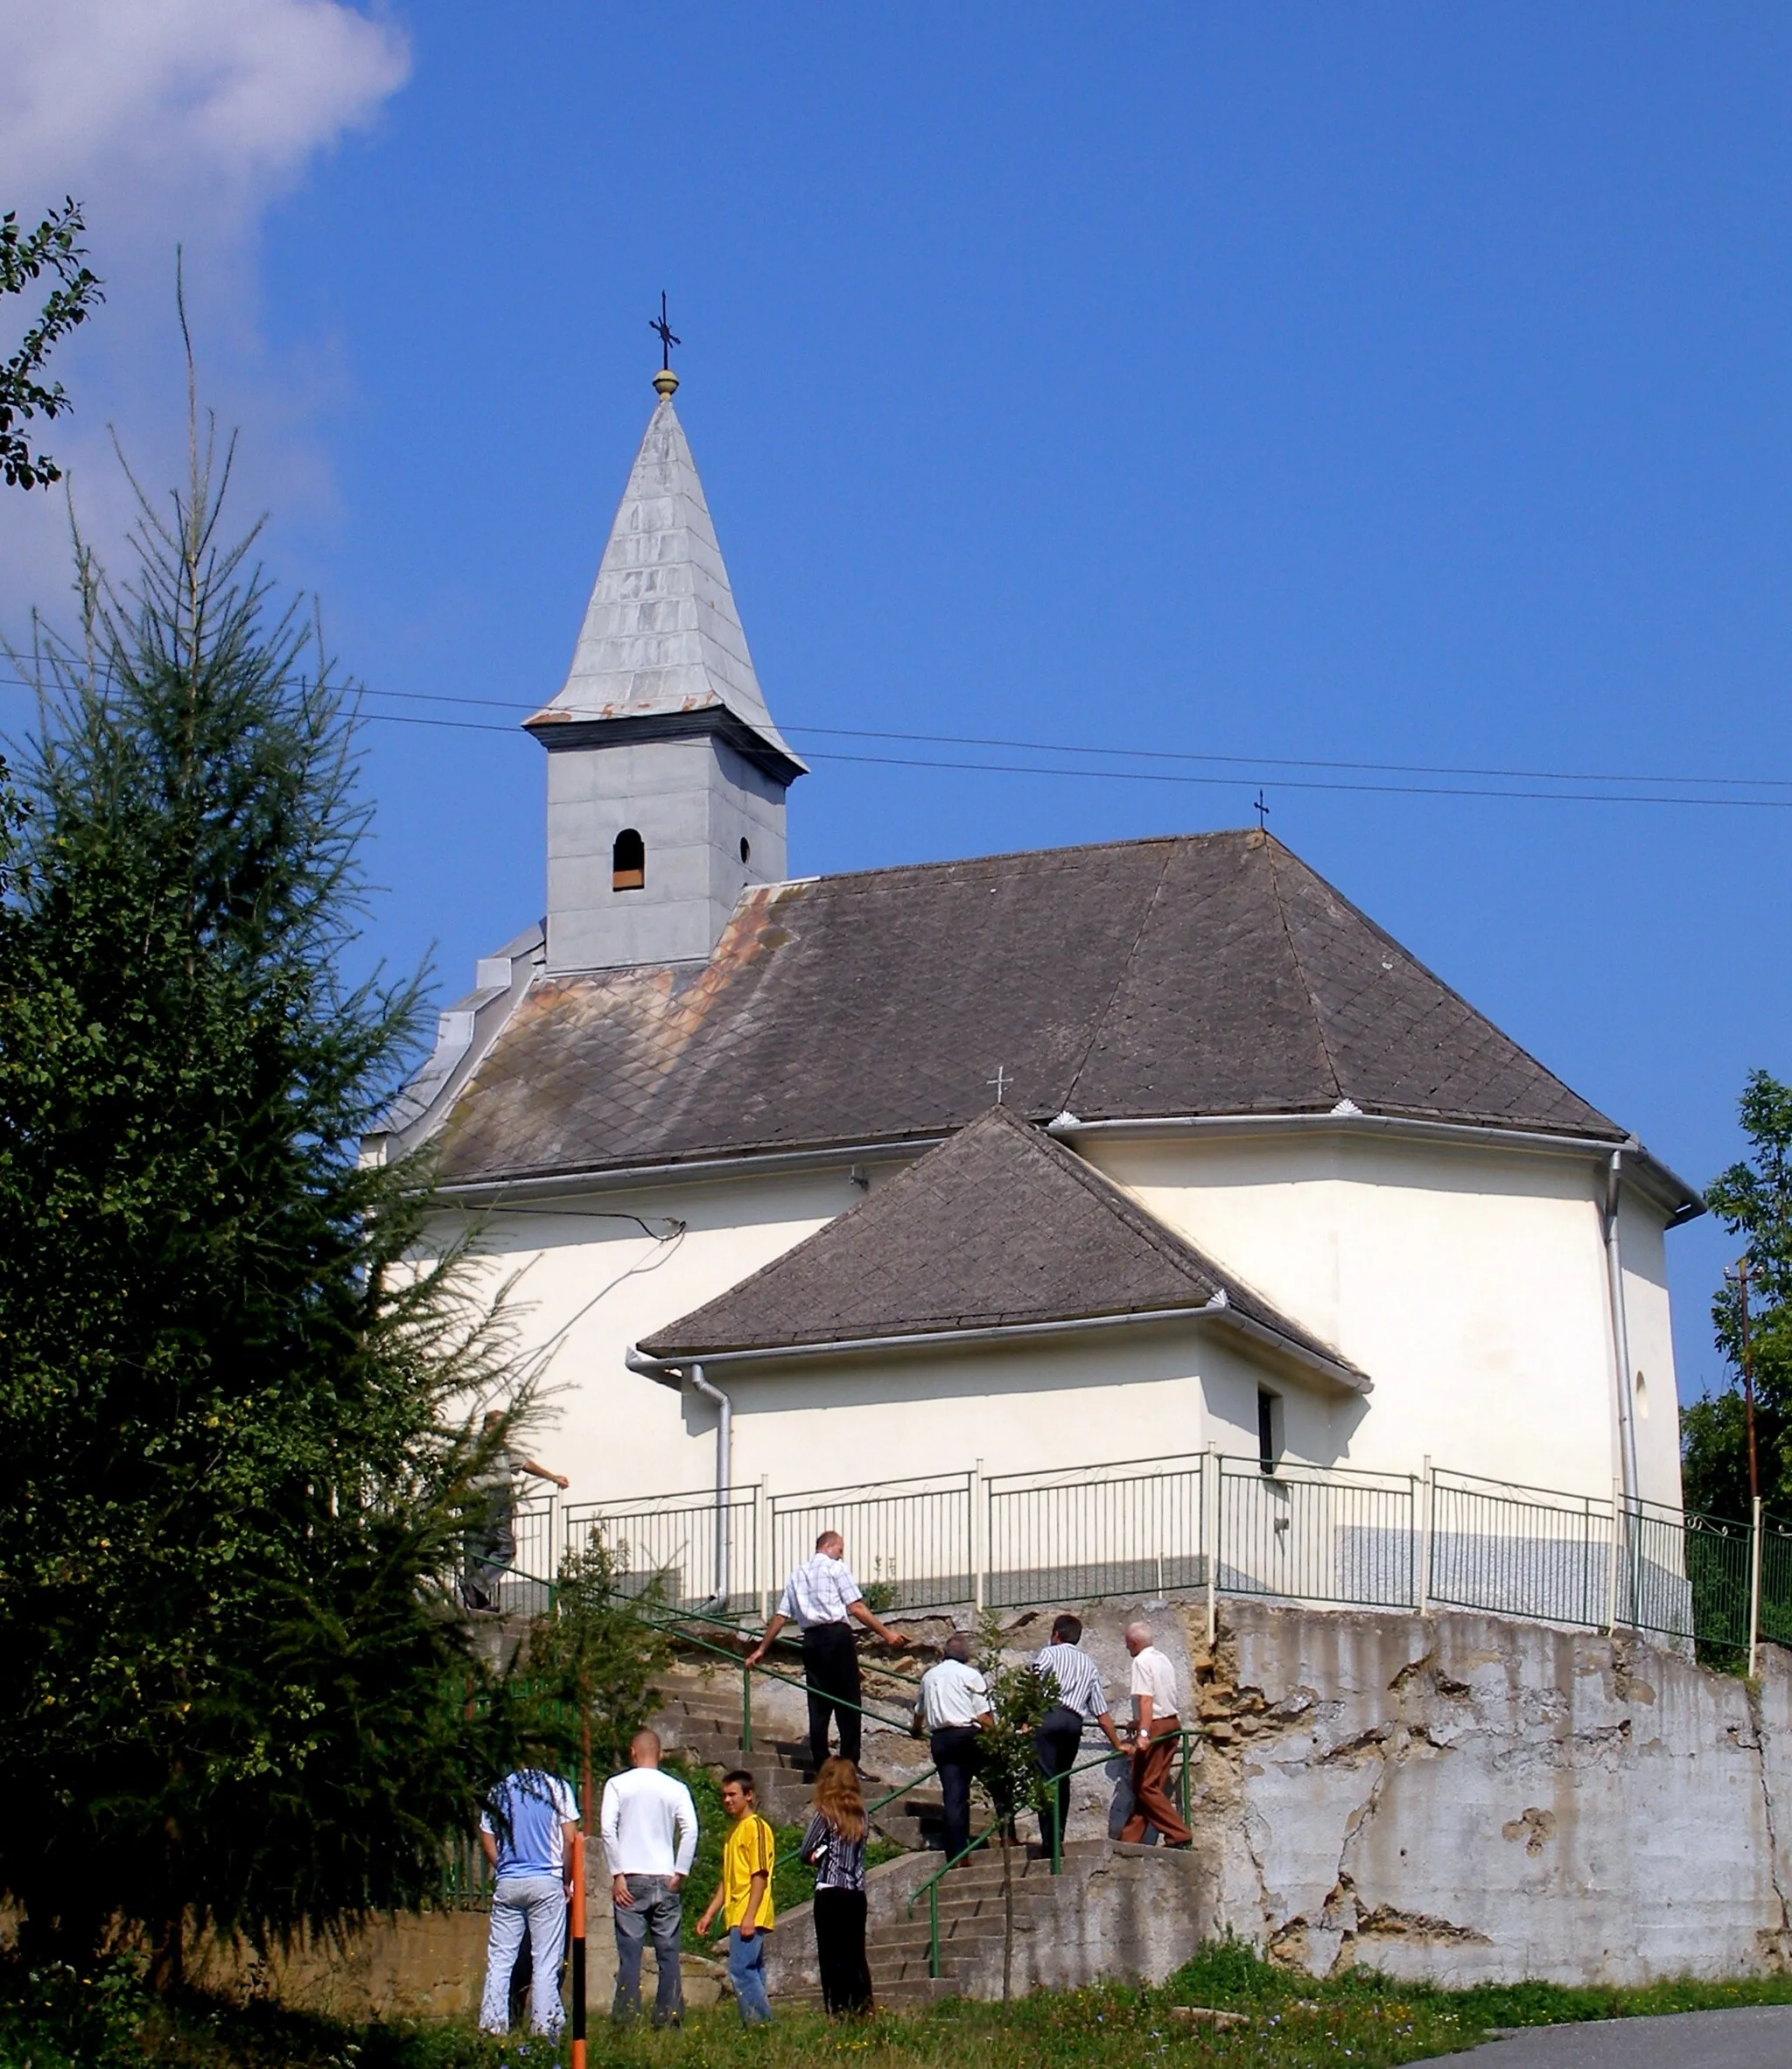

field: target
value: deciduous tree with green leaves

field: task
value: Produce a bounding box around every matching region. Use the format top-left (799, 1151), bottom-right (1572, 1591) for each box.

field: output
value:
top-left (1, 197), bottom-right (103, 490)
top-left (0, 388), bottom-right (535, 1984)
top-left (524, 1528), bottom-right (671, 1818)
top-left (973, 1614), bottom-right (1055, 2004)
top-left (1683, 1069), bottom-right (1792, 1520)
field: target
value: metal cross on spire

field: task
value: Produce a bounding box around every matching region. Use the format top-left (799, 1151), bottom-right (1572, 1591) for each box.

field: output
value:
top-left (987, 1065), bottom-right (1012, 1105)
top-left (1253, 788), bottom-right (1270, 833)
top-left (649, 290), bottom-right (681, 371)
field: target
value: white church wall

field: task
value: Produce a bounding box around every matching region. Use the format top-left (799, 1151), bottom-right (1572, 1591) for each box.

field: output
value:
top-left (435, 1122), bottom-right (1685, 1531)
top-left (435, 1160), bottom-right (885, 1502)
top-left (719, 1328), bottom-right (1208, 1493)
top-left (441, 1165), bottom-right (1354, 1521)
top-left (710, 1324), bottom-right (1345, 1498)
top-left (1079, 1127), bottom-right (1670, 1507)
top-left (1617, 1191), bottom-right (1689, 1513)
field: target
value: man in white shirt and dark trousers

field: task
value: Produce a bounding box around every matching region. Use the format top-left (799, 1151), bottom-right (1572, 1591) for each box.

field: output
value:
top-left (1033, 1613), bottom-right (1125, 1859)
top-left (1118, 1620), bottom-right (1193, 1847)
top-left (913, 1632), bottom-right (993, 1864)
top-left (745, 1531), bottom-right (906, 1771)
top-left (477, 1761), bottom-right (580, 2038)
top-left (600, 1729), bottom-right (699, 2027)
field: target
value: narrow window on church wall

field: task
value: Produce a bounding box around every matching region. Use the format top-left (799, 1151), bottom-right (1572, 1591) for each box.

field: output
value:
top-left (612, 828), bottom-right (645, 891)
top-left (1256, 1387), bottom-right (1283, 1475)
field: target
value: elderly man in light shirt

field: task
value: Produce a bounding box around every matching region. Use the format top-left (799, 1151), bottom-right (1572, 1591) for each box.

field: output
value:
top-left (912, 1631), bottom-right (994, 1864)
top-left (1118, 1620), bottom-right (1193, 1847)
top-left (601, 1729), bottom-right (699, 2027)
top-left (745, 1530), bottom-right (906, 1772)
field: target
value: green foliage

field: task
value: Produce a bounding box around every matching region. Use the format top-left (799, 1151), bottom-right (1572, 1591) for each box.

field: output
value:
top-left (522, 1531), bottom-right (672, 1790)
top-left (0, 197), bottom-right (103, 490)
top-left (1685, 1069), bottom-right (1792, 1520)
top-left (970, 1615), bottom-right (1058, 2002)
top-left (972, 1613), bottom-right (1054, 1831)
top-left (0, 402), bottom-right (530, 1980)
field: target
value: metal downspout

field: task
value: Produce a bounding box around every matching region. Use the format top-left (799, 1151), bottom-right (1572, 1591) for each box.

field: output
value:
top-left (1605, 1149), bottom-right (1643, 1630)
top-left (1605, 1149), bottom-right (1642, 1508)
top-left (684, 1361), bottom-right (733, 1611)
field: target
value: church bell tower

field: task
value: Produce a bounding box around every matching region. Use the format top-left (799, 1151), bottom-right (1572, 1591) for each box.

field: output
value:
top-left (526, 361), bottom-right (805, 973)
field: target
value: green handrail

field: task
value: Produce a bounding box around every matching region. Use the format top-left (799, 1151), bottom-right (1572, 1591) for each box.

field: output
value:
top-left (906, 1726), bottom-right (1205, 1979)
top-left (774, 1762), bottom-right (941, 1880)
top-left (583, 1582), bottom-right (925, 1751)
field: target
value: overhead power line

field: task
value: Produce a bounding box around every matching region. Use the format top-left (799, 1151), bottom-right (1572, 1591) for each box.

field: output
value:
top-left (5, 668), bottom-right (1792, 811)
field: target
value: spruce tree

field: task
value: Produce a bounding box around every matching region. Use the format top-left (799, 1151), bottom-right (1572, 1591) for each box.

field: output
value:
top-left (0, 407), bottom-right (532, 1981)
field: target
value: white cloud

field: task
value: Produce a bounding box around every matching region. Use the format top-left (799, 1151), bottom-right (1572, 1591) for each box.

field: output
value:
top-left (0, 0), bottom-right (409, 228)
top-left (0, 0), bottom-right (411, 624)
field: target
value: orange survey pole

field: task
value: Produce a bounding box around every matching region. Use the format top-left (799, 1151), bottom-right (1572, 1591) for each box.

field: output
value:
top-left (570, 1829), bottom-right (587, 2069)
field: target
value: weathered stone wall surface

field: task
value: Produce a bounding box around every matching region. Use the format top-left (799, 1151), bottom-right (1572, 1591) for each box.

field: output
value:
top-left (1179, 1600), bottom-right (1792, 1987)
top-left (942, 1596), bottom-right (1792, 1989)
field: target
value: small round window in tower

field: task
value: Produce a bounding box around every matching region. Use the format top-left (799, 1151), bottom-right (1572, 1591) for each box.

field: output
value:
top-left (612, 828), bottom-right (645, 891)
top-left (739, 836), bottom-right (751, 865)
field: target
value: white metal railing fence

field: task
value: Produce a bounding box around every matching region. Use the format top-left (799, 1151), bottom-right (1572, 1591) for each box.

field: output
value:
top-left (986, 1452), bottom-right (1207, 1609)
top-left (554, 1452), bottom-right (1787, 1668)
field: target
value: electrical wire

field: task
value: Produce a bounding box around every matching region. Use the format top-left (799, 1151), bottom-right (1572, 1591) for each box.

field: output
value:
top-left (7, 668), bottom-right (1792, 809)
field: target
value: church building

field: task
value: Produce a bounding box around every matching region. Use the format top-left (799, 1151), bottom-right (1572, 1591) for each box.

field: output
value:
top-left (371, 364), bottom-right (1700, 1609)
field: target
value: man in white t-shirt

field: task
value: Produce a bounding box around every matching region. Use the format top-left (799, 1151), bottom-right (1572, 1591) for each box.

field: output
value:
top-left (477, 1762), bottom-right (580, 2037)
top-left (912, 1632), bottom-right (993, 1864)
top-left (1119, 1621), bottom-right (1192, 1847)
top-left (601, 1729), bottom-right (699, 2027)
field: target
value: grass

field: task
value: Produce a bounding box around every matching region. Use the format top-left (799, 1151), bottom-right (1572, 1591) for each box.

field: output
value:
top-left (6, 1938), bottom-right (1792, 2069)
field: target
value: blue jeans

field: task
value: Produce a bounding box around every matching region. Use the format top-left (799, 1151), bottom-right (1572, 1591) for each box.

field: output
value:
top-left (727, 1926), bottom-right (773, 2024)
top-left (612, 1874), bottom-right (682, 2025)
top-left (479, 1875), bottom-right (566, 2035)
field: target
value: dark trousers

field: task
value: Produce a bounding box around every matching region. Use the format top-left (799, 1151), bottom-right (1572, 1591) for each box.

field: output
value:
top-left (802, 1622), bottom-right (862, 1769)
top-left (931, 1725), bottom-right (981, 1862)
top-left (1119, 1730), bottom-right (1191, 1846)
top-left (1034, 1704), bottom-right (1083, 1856)
top-left (813, 1887), bottom-right (872, 2017)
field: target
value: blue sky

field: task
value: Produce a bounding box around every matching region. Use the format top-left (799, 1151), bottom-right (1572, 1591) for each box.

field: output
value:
top-left (9, 3), bottom-right (1792, 1411)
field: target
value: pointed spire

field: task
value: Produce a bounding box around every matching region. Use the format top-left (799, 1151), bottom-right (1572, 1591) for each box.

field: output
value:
top-left (529, 380), bottom-right (804, 773)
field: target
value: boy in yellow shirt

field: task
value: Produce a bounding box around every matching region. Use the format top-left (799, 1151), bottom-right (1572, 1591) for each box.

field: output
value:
top-left (698, 1769), bottom-right (776, 2024)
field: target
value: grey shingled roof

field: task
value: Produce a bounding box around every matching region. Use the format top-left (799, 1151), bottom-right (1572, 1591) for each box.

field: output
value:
top-left (434, 829), bottom-right (1625, 1185)
top-left (640, 1105), bottom-right (1361, 1378)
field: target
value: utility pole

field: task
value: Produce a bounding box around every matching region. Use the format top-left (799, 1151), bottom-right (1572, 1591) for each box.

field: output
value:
top-left (1740, 1255), bottom-right (1760, 1509)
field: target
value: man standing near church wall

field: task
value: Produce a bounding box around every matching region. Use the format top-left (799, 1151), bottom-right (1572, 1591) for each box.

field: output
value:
top-left (1033, 1613), bottom-right (1125, 1858)
top-left (913, 1631), bottom-right (993, 1863)
top-left (745, 1532), bottom-right (906, 1770)
top-left (1119, 1620), bottom-right (1192, 1847)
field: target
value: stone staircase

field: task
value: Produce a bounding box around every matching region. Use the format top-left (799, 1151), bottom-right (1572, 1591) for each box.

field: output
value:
top-left (767, 1840), bottom-right (1125, 2010)
top-left (651, 1667), bottom-right (944, 1839)
top-left (640, 1653), bottom-right (1212, 2009)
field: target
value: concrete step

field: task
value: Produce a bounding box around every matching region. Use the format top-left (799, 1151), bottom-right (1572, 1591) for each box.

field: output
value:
top-left (778, 1979), bottom-right (956, 2010)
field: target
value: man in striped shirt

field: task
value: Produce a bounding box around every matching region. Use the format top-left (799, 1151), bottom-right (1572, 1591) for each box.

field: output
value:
top-left (1032, 1614), bottom-right (1124, 1859)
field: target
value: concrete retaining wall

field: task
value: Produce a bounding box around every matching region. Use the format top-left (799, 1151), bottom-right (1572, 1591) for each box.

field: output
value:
top-left (195, 1600), bottom-right (1792, 2016)
top-left (985, 1596), bottom-right (1792, 1989)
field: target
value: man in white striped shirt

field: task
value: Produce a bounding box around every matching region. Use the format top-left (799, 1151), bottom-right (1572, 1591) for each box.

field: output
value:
top-left (744, 1532), bottom-right (907, 1770)
top-left (1033, 1614), bottom-right (1124, 1858)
